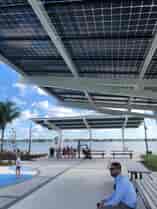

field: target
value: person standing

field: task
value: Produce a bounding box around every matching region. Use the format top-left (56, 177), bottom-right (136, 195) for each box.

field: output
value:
top-left (16, 156), bottom-right (21, 177)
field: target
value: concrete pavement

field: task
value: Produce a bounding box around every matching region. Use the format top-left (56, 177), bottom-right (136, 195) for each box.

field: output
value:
top-left (8, 159), bottom-right (113, 209)
top-left (0, 159), bottom-right (82, 209)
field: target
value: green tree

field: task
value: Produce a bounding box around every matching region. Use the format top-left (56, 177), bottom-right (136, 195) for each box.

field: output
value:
top-left (0, 101), bottom-right (20, 152)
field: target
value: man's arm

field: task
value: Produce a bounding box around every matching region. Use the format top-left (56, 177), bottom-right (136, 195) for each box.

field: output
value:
top-left (104, 182), bottom-right (124, 206)
top-left (97, 192), bottom-right (115, 208)
top-left (102, 192), bottom-right (115, 203)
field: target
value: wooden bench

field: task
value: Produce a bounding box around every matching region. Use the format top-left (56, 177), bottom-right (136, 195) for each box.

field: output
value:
top-left (111, 150), bottom-right (133, 159)
top-left (134, 174), bottom-right (157, 209)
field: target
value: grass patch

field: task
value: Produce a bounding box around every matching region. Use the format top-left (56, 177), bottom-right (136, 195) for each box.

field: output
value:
top-left (0, 161), bottom-right (15, 166)
top-left (142, 154), bottom-right (157, 171)
top-left (0, 151), bottom-right (47, 161)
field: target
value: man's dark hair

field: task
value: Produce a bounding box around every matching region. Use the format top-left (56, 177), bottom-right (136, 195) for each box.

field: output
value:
top-left (111, 162), bottom-right (121, 170)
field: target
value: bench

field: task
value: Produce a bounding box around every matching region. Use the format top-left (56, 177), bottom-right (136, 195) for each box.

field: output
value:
top-left (91, 151), bottom-right (106, 158)
top-left (127, 162), bottom-right (151, 180)
top-left (136, 194), bottom-right (147, 209)
top-left (111, 150), bottom-right (133, 159)
top-left (134, 174), bottom-right (157, 209)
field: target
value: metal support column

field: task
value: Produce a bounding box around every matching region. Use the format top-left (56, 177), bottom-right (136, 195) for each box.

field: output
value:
top-left (28, 122), bottom-right (32, 154)
top-left (122, 127), bottom-right (125, 151)
top-left (58, 130), bottom-right (63, 159)
top-left (89, 129), bottom-right (92, 150)
top-left (78, 140), bottom-right (81, 159)
top-left (144, 120), bottom-right (149, 154)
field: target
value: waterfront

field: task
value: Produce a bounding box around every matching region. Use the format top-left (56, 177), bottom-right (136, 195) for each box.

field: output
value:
top-left (3, 140), bottom-right (157, 154)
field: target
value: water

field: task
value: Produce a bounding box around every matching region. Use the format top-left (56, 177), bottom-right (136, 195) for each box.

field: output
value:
top-left (0, 173), bottom-right (33, 187)
top-left (4, 141), bottom-right (157, 154)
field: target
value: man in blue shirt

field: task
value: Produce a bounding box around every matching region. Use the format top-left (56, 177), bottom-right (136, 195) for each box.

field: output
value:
top-left (97, 162), bottom-right (137, 209)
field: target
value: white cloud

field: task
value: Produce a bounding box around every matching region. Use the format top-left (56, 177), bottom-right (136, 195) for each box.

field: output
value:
top-left (21, 110), bottom-right (38, 120)
top-left (47, 105), bottom-right (79, 117)
top-left (33, 124), bottom-right (43, 131)
top-left (33, 86), bottom-right (48, 96)
top-left (36, 103), bottom-right (95, 118)
top-left (46, 105), bottom-right (94, 117)
top-left (12, 96), bottom-right (26, 106)
top-left (13, 82), bottom-right (26, 91)
top-left (38, 100), bottom-right (49, 109)
top-left (13, 82), bottom-right (27, 95)
top-left (33, 101), bottom-right (79, 117)
top-left (33, 100), bottom-right (49, 110)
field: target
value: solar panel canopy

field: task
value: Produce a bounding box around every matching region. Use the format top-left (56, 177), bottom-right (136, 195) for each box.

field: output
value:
top-left (1, 0), bottom-right (157, 116)
top-left (33, 116), bottom-right (144, 130)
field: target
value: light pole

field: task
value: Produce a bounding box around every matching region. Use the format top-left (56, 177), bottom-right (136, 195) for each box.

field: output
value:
top-left (11, 128), bottom-right (16, 152)
top-left (28, 122), bottom-right (32, 154)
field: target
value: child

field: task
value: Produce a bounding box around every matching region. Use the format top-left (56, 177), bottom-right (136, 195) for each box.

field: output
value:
top-left (16, 157), bottom-right (21, 176)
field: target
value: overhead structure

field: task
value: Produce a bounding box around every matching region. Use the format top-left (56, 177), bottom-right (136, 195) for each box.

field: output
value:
top-left (32, 116), bottom-right (144, 130)
top-left (1, 1), bottom-right (157, 118)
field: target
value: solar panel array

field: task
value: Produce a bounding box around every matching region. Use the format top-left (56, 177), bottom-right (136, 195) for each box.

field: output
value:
top-left (46, 87), bottom-right (157, 111)
top-left (34, 116), bottom-right (143, 130)
top-left (0, 0), bottom-right (157, 110)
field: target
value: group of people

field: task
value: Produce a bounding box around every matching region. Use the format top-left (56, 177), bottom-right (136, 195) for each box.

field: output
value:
top-left (62, 146), bottom-right (77, 159)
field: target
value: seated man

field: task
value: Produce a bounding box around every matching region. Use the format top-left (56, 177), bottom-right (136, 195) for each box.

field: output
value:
top-left (97, 162), bottom-right (137, 209)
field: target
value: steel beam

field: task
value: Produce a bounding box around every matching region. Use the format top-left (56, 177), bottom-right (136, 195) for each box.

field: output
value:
top-left (123, 116), bottom-right (128, 128)
top-left (95, 108), bottom-right (155, 119)
top-left (128, 26), bottom-right (157, 112)
top-left (44, 121), bottom-right (60, 131)
top-left (28, 0), bottom-right (98, 113)
top-left (82, 116), bottom-right (92, 149)
top-left (32, 115), bottom-right (136, 121)
top-left (28, 0), bottom-right (79, 78)
top-left (64, 101), bottom-right (157, 112)
top-left (138, 32), bottom-right (157, 82)
top-left (82, 117), bottom-right (90, 130)
top-left (27, 75), bottom-right (157, 100)
top-left (26, 75), bottom-right (157, 88)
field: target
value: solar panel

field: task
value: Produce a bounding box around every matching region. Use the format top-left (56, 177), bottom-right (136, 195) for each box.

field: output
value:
top-left (0, 0), bottom-right (156, 78)
top-left (43, 0), bottom-right (157, 78)
top-left (33, 115), bottom-right (143, 130)
top-left (0, 0), bottom-right (157, 113)
top-left (0, 0), bottom-right (25, 7)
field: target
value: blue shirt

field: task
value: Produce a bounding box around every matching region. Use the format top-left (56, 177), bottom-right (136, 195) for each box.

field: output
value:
top-left (104, 175), bottom-right (137, 208)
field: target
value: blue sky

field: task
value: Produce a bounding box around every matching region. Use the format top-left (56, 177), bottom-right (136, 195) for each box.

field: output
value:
top-left (0, 61), bottom-right (157, 140)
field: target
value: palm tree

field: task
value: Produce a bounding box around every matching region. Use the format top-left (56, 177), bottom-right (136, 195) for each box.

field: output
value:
top-left (0, 101), bottom-right (20, 152)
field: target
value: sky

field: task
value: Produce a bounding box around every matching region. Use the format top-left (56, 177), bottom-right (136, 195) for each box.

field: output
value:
top-left (0, 61), bottom-right (157, 140)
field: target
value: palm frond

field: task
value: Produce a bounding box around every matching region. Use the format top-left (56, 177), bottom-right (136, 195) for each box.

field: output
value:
top-left (0, 101), bottom-right (21, 128)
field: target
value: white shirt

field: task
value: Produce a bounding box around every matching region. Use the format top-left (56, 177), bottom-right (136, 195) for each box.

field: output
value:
top-left (16, 158), bottom-right (21, 167)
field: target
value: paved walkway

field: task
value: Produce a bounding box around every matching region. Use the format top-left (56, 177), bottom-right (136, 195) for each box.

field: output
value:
top-left (2, 159), bottom-right (112, 209)
top-left (0, 159), bottom-right (82, 209)
top-left (0, 158), bottom-right (146, 209)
